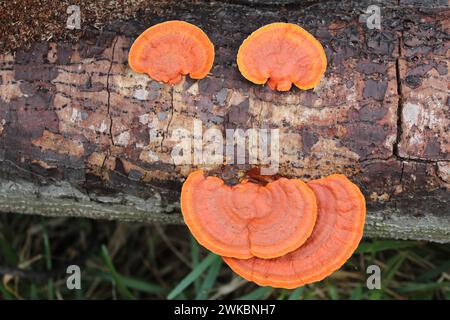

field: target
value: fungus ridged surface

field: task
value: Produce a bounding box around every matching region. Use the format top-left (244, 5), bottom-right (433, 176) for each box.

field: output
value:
top-left (181, 170), bottom-right (317, 259)
top-left (128, 21), bottom-right (214, 85)
top-left (223, 174), bottom-right (366, 288)
top-left (237, 22), bottom-right (327, 91)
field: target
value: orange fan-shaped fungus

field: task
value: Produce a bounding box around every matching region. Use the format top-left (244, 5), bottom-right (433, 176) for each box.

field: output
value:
top-left (181, 170), bottom-right (317, 259)
top-left (237, 23), bottom-right (327, 91)
top-left (128, 21), bottom-right (214, 85)
top-left (223, 174), bottom-right (366, 288)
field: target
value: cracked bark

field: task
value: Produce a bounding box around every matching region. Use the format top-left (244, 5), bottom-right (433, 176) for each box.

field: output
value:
top-left (106, 37), bottom-right (118, 147)
top-left (0, 0), bottom-right (449, 242)
top-left (160, 87), bottom-right (175, 152)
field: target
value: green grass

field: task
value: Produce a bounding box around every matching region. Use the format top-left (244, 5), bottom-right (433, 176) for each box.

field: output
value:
top-left (196, 256), bottom-right (223, 300)
top-left (42, 225), bottom-right (55, 300)
top-left (168, 253), bottom-right (220, 299)
top-left (0, 214), bottom-right (449, 300)
top-left (101, 245), bottom-right (136, 299)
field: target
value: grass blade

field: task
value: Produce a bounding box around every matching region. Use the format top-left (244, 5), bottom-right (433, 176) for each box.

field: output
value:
top-left (383, 254), bottom-right (407, 287)
top-left (0, 234), bottom-right (18, 265)
top-left (30, 284), bottom-right (39, 300)
top-left (0, 282), bottom-right (13, 300)
top-left (191, 236), bottom-right (201, 294)
top-left (350, 285), bottom-right (364, 300)
top-left (417, 260), bottom-right (450, 282)
top-left (42, 226), bottom-right (54, 300)
top-left (98, 272), bottom-right (167, 295)
top-left (168, 253), bottom-right (219, 300)
top-left (326, 284), bottom-right (339, 300)
top-left (356, 240), bottom-right (416, 254)
top-left (396, 282), bottom-right (450, 294)
top-left (303, 290), bottom-right (317, 300)
top-left (288, 286), bottom-right (304, 300)
top-left (101, 245), bottom-right (136, 300)
top-left (370, 253), bottom-right (406, 299)
top-left (196, 257), bottom-right (223, 300)
top-left (236, 286), bottom-right (273, 300)
top-left (119, 276), bottom-right (166, 295)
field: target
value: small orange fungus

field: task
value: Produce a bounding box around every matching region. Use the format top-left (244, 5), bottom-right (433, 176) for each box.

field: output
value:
top-left (237, 22), bottom-right (327, 91)
top-left (128, 21), bottom-right (214, 85)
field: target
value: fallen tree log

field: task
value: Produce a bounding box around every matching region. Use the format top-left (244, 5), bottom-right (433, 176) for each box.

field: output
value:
top-left (0, 0), bottom-right (449, 242)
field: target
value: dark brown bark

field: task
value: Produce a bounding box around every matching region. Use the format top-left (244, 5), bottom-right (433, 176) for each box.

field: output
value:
top-left (0, 0), bottom-right (449, 241)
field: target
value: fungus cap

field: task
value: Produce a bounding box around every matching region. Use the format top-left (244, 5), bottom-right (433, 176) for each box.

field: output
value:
top-left (223, 174), bottom-right (366, 288)
top-left (237, 22), bottom-right (327, 91)
top-left (181, 170), bottom-right (317, 259)
top-left (128, 21), bottom-right (214, 85)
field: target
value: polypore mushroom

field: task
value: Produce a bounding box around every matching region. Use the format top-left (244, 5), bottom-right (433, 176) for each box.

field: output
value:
top-left (237, 22), bottom-right (327, 91)
top-left (128, 21), bottom-right (214, 85)
top-left (181, 170), bottom-right (317, 259)
top-left (223, 174), bottom-right (366, 288)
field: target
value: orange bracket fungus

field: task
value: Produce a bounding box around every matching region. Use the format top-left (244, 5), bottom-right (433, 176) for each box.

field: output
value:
top-left (223, 174), bottom-right (366, 289)
top-left (128, 21), bottom-right (214, 85)
top-left (181, 170), bottom-right (317, 259)
top-left (237, 22), bottom-right (327, 91)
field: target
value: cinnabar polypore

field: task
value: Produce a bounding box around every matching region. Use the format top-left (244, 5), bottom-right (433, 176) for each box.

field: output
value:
top-left (223, 174), bottom-right (366, 289)
top-left (237, 22), bottom-right (327, 91)
top-left (181, 170), bottom-right (317, 259)
top-left (128, 21), bottom-right (214, 85)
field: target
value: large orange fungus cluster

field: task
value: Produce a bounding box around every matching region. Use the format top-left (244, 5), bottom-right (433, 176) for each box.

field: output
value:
top-left (128, 21), bottom-right (364, 288)
top-left (181, 171), bottom-right (366, 289)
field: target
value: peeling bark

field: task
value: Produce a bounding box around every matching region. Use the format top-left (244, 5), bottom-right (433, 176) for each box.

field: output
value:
top-left (0, 0), bottom-right (449, 242)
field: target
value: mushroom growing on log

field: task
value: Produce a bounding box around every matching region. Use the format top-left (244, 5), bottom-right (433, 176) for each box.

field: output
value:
top-left (0, 0), bottom-right (449, 243)
top-left (237, 23), bottom-right (327, 91)
top-left (181, 170), bottom-right (317, 259)
top-left (223, 174), bottom-right (366, 288)
top-left (128, 21), bottom-right (214, 85)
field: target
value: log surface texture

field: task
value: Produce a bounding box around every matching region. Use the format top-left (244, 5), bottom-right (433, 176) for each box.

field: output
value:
top-left (0, 0), bottom-right (449, 242)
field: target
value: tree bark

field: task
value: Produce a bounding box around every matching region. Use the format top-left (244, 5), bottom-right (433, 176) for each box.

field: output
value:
top-left (0, 0), bottom-right (449, 242)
